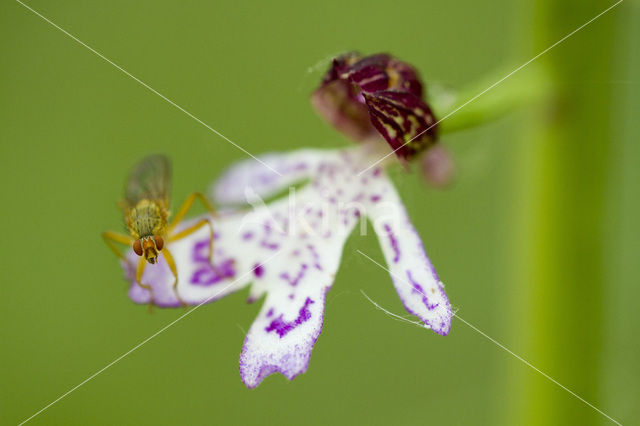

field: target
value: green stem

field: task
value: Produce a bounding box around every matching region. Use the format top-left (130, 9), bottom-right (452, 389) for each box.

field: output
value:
top-left (432, 64), bottom-right (549, 134)
top-left (512, 2), bottom-right (620, 425)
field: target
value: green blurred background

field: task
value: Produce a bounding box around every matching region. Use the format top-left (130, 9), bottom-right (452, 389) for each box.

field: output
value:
top-left (1, 0), bottom-right (638, 424)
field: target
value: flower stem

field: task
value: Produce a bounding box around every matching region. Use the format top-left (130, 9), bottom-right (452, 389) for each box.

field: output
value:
top-left (511, 1), bottom-right (620, 425)
top-left (431, 65), bottom-right (549, 134)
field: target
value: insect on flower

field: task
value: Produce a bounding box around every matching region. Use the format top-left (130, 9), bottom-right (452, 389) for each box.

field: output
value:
top-left (102, 154), bottom-right (215, 306)
top-left (113, 53), bottom-right (453, 388)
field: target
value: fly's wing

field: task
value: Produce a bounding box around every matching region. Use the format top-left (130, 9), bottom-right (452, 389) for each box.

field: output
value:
top-left (124, 155), bottom-right (171, 208)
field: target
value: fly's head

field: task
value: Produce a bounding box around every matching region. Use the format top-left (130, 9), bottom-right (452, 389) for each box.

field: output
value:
top-left (133, 236), bottom-right (165, 264)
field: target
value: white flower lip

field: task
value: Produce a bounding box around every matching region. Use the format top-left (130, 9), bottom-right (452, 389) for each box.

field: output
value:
top-left (123, 146), bottom-right (452, 388)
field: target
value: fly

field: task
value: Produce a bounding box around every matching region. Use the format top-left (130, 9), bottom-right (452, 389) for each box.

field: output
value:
top-left (102, 154), bottom-right (215, 307)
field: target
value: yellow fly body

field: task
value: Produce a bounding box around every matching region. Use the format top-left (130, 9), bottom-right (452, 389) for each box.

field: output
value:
top-left (103, 155), bottom-right (215, 307)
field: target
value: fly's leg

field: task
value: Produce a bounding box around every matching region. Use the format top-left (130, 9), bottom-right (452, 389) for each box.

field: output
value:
top-left (168, 218), bottom-right (215, 264)
top-left (162, 193), bottom-right (217, 300)
top-left (162, 248), bottom-right (186, 307)
top-left (104, 231), bottom-right (156, 312)
top-left (168, 192), bottom-right (216, 264)
top-left (167, 192), bottom-right (216, 232)
top-left (102, 231), bottom-right (137, 291)
top-left (136, 256), bottom-right (154, 312)
top-left (102, 231), bottom-right (134, 261)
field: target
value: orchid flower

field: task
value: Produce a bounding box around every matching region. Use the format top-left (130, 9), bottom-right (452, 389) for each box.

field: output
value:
top-left (121, 52), bottom-right (453, 388)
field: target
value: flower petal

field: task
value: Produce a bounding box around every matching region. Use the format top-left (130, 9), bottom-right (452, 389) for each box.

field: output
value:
top-left (121, 146), bottom-right (452, 387)
top-left (365, 174), bottom-right (452, 335)
top-left (213, 150), bottom-right (323, 205)
top-left (126, 219), bottom-right (251, 307)
top-left (239, 253), bottom-right (334, 388)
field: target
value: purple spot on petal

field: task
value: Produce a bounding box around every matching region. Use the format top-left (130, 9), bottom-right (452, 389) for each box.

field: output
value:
top-left (191, 259), bottom-right (235, 286)
top-left (242, 231), bottom-right (254, 241)
top-left (192, 239), bottom-right (213, 262)
top-left (307, 245), bottom-right (323, 271)
top-left (265, 298), bottom-right (315, 338)
top-left (280, 263), bottom-right (308, 286)
top-left (263, 221), bottom-right (273, 234)
top-left (253, 264), bottom-right (264, 278)
top-left (384, 224), bottom-right (401, 263)
top-left (407, 270), bottom-right (439, 310)
top-left (370, 194), bottom-right (381, 203)
top-left (190, 239), bottom-right (235, 286)
top-left (266, 308), bottom-right (274, 317)
top-left (261, 241), bottom-right (280, 250)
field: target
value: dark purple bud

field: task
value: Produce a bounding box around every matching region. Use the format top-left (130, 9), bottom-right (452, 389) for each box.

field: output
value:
top-left (311, 52), bottom-right (379, 142)
top-left (364, 90), bottom-right (438, 162)
top-left (310, 80), bottom-right (378, 142)
top-left (312, 52), bottom-right (437, 161)
top-left (386, 58), bottom-right (424, 98)
top-left (345, 54), bottom-right (392, 93)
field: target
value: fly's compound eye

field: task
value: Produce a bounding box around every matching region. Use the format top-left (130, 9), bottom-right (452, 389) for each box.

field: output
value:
top-left (133, 239), bottom-right (143, 256)
top-left (153, 236), bottom-right (164, 251)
